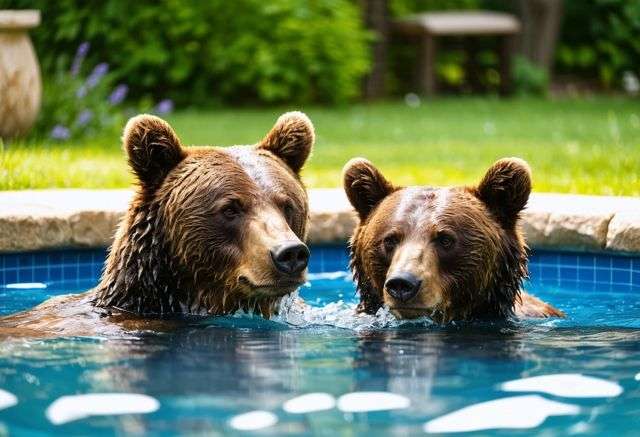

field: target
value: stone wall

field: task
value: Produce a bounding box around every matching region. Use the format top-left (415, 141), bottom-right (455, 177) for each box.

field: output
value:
top-left (1, 189), bottom-right (639, 253)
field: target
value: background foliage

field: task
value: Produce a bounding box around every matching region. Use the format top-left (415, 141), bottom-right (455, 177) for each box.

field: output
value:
top-left (390, 0), bottom-right (639, 93)
top-left (4, 0), bottom-right (639, 105)
top-left (6, 0), bottom-right (370, 105)
top-left (557, 0), bottom-right (640, 89)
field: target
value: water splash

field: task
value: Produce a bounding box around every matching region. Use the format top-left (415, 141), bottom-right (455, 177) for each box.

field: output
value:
top-left (273, 291), bottom-right (433, 331)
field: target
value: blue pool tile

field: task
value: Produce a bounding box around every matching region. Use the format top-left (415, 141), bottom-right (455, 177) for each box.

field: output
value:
top-left (536, 252), bottom-right (558, 266)
top-left (17, 268), bottom-right (33, 283)
top-left (77, 251), bottom-right (94, 264)
top-left (17, 254), bottom-right (32, 268)
top-left (610, 282), bottom-right (635, 293)
top-left (540, 266), bottom-right (558, 280)
top-left (49, 265), bottom-right (63, 282)
top-left (559, 267), bottom-right (578, 281)
top-left (595, 256), bottom-right (611, 268)
top-left (63, 252), bottom-right (78, 264)
top-left (49, 251), bottom-right (64, 265)
top-left (528, 264), bottom-right (542, 281)
top-left (595, 268), bottom-right (611, 283)
top-left (578, 254), bottom-right (595, 268)
top-left (611, 257), bottom-right (632, 270)
top-left (79, 264), bottom-right (93, 280)
top-left (4, 255), bottom-right (17, 269)
top-left (2, 246), bottom-right (640, 293)
top-left (612, 269), bottom-right (631, 285)
top-left (578, 268), bottom-right (595, 282)
top-left (34, 267), bottom-right (48, 282)
top-left (559, 253), bottom-right (577, 266)
top-left (4, 269), bottom-right (17, 284)
top-left (63, 265), bottom-right (77, 281)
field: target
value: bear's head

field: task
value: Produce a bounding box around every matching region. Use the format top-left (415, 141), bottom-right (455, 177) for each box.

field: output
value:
top-left (343, 157), bottom-right (532, 323)
top-left (94, 112), bottom-right (314, 317)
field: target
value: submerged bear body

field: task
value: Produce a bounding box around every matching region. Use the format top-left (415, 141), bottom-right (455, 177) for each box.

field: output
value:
top-left (0, 112), bottom-right (315, 338)
top-left (343, 157), bottom-right (564, 323)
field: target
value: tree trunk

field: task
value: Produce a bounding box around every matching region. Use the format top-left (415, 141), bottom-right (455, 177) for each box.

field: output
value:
top-left (362, 0), bottom-right (390, 99)
top-left (518, 0), bottom-right (563, 74)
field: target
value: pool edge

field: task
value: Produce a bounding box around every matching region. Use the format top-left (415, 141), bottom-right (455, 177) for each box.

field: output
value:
top-left (0, 189), bottom-right (639, 254)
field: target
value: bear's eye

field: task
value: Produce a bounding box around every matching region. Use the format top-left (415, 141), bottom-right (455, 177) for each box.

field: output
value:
top-left (221, 201), bottom-right (242, 221)
top-left (382, 234), bottom-right (400, 253)
top-left (435, 232), bottom-right (455, 250)
top-left (283, 202), bottom-right (294, 223)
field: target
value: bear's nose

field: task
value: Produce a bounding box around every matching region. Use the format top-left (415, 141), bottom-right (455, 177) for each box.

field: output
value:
top-left (270, 241), bottom-right (310, 276)
top-left (385, 272), bottom-right (422, 302)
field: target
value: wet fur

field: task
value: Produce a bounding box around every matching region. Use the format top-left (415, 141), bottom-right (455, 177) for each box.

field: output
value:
top-left (0, 112), bottom-right (314, 337)
top-left (344, 157), bottom-right (564, 323)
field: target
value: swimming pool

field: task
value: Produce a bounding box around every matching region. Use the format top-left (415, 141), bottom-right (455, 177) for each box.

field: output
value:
top-left (0, 246), bottom-right (639, 435)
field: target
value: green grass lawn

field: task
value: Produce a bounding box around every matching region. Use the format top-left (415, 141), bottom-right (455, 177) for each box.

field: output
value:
top-left (1, 97), bottom-right (639, 195)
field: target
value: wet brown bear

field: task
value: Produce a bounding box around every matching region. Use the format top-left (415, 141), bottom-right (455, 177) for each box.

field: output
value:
top-left (343, 157), bottom-right (563, 323)
top-left (0, 112), bottom-right (314, 337)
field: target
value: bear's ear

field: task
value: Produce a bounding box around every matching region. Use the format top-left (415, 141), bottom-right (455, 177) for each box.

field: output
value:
top-left (343, 158), bottom-right (394, 220)
top-left (476, 157), bottom-right (532, 229)
top-left (257, 111), bottom-right (314, 174)
top-left (123, 114), bottom-right (186, 189)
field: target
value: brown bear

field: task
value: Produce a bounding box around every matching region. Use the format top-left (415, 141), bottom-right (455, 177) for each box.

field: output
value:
top-left (343, 157), bottom-right (563, 323)
top-left (0, 111), bottom-right (314, 337)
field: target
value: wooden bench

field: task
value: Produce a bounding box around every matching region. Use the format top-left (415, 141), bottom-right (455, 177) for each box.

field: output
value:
top-left (393, 11), bottom-right (521, 96)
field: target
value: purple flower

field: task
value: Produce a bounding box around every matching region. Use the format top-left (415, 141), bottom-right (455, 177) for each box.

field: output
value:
top-left (70, 42), bottom-right (90, 76)
top-left (50, 124), bottom-right (70, 141)
top-left (86, 63), bottom-right (109, 88)
top-left (109, 84), bottom-right (128, 105)
top-left (76, 62), bottom-right (108, 98)
top-left (76, 85), bottom-right (87, 98)
top-left (76, 109), bottom-right (93, 127)
top-left (154, 99), bottom-right (174, 115)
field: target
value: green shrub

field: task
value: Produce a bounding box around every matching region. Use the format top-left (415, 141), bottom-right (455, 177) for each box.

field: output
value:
top-left (29, 43), bottom-right (126, 142)
top-left (557, 0), bottom-right (640, 89)
top-left (513, 55), bottom-right (549, 96)
top-left (7, 0), bottom-right (370, 105)
top-left (390, 0), bottom-right (481, 17)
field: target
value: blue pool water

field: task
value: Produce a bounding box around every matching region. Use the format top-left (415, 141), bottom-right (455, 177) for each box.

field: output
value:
top-left (0, 246), bottom-right (639, 435)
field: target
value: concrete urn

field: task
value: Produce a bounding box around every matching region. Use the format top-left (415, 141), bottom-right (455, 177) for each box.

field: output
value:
top-left (0, 10), bottom-right (41, 139)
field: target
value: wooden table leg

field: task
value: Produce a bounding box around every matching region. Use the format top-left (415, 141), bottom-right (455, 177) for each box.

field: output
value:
top-left (499, 35), bottom-right (516, 96)
top-left (418, 34), bottom-right (436, 96)
top-left (465, 37), bottom-right (482, 93)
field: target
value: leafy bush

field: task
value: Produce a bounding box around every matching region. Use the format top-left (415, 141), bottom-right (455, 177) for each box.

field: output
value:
top-left (28, 42), bottom-right (172, 143)
top-left (30, 42), bottom-right (125, 141)
top-left (557, 0), bottom-right (640, 89)
top-left (513, 55), bottom-right (549, 96)
top-left (390, 0), bottom-right (481, 17)
top-left (7, 0), bottom-right (370, 105)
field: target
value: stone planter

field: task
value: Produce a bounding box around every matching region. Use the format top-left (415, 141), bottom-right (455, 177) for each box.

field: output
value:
top-left (0, 10), bottom-right (41, 140)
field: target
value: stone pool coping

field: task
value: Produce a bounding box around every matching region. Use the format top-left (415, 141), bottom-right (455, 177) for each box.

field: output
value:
top-left (0, 189), bottom-right (639, 254)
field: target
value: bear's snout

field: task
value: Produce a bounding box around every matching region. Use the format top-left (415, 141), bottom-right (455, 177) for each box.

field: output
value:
top-left (270, 241), bottom-right (310, 276)
top-left (384, 271), bottom-right (421, 302)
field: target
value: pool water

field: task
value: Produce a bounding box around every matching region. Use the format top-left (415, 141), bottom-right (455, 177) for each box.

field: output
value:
top-left (0, 248), bottom-right (639, 436)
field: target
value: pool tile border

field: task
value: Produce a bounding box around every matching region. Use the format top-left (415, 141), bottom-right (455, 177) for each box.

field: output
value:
top-left (0, 189), bottom-right (639, 254)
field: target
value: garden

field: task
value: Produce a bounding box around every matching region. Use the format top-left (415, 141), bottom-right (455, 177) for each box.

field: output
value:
top-left (1, 0), bottom-right (639, 194)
